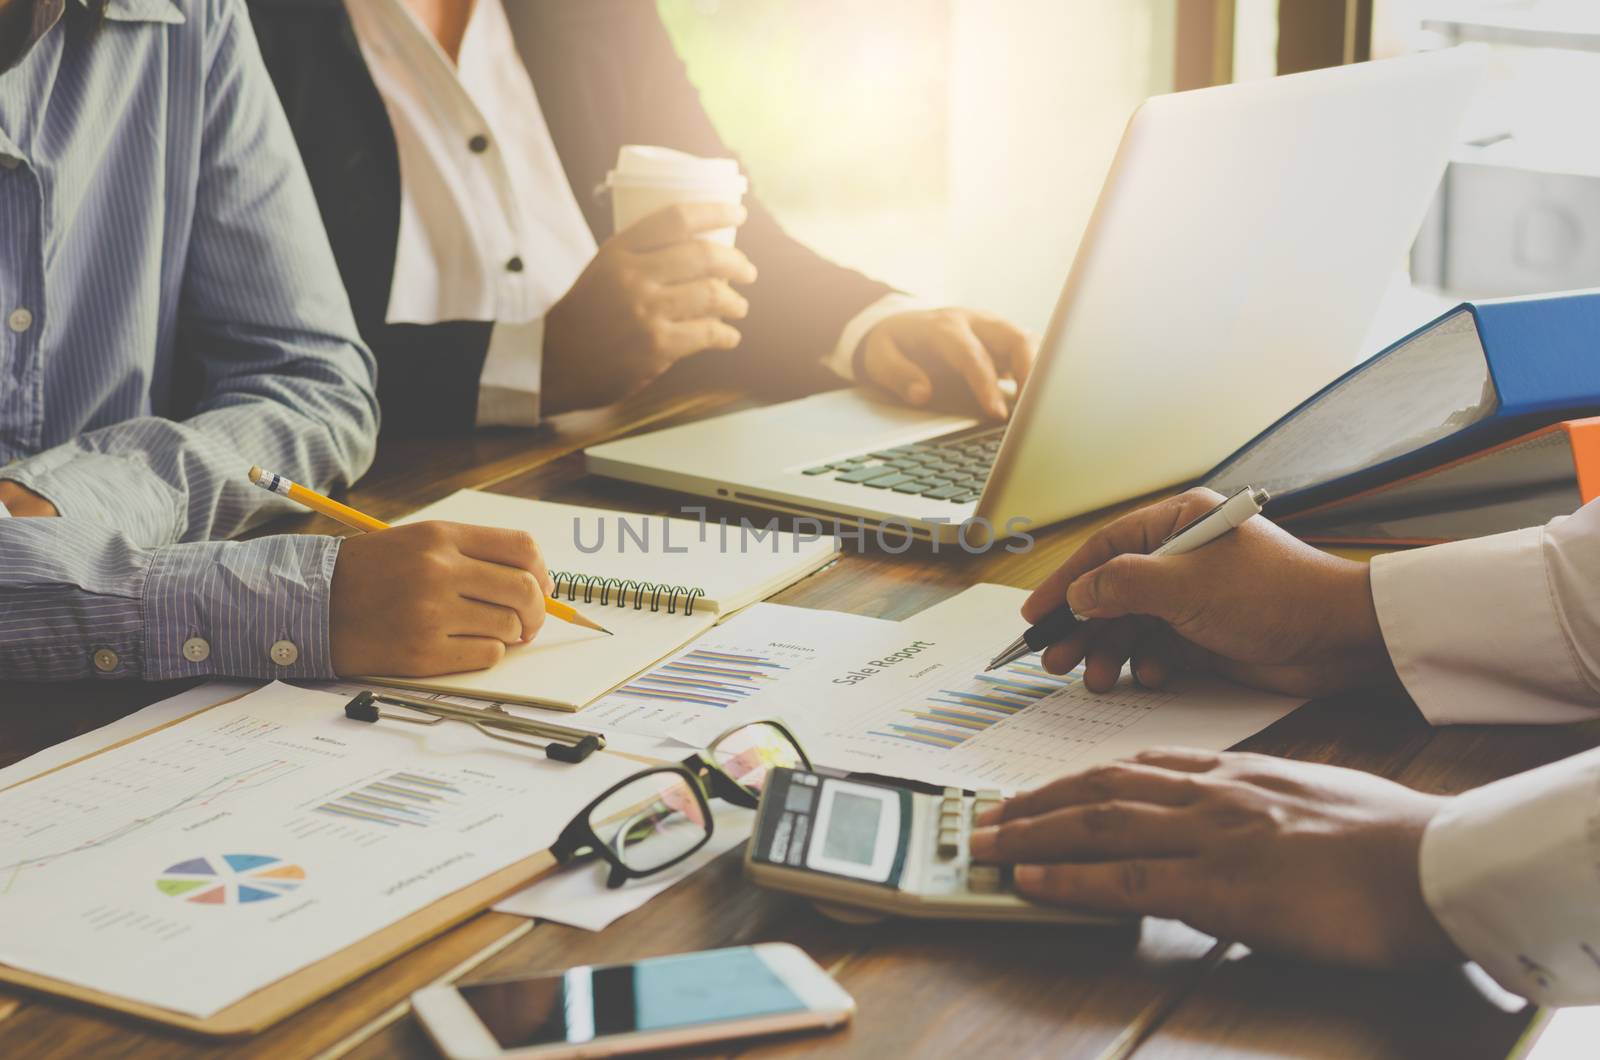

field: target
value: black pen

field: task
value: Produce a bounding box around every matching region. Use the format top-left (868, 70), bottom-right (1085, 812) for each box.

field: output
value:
top-left (985, 486), bottom-right (1268, 672)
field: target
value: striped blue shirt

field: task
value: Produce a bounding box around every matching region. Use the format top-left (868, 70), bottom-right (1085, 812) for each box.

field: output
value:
top-left (0, 0), bottom-right (378, 680)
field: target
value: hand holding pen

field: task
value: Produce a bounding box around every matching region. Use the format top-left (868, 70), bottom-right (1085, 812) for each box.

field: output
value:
top-left (998, 487), bottom-right (1399, 698)
top-left (248, 467), bottom-right (608, 678)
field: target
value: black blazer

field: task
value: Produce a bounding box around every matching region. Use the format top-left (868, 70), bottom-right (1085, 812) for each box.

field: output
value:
top-left (248, 0), bottom-right (894, 436)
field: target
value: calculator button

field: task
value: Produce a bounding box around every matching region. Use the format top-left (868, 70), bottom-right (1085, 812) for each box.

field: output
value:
top-left (976, 789), bottom-right (1002, 803)
top-left (937, 829), bottom-right (960, 859)
top-left (943, 787), bottom-right (962, 799)
top-left (940, 809), bottom-right (962, 831)
top-left (967, 864), bottom-right (1004, 893)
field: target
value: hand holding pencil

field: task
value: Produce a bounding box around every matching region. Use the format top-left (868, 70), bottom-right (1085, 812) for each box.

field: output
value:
top-left (250, 467), bottom-right (609, 678)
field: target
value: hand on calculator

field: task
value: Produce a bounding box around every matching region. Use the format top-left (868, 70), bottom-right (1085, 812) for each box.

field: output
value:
top-left (969, 748), bottom-right (1462, 969)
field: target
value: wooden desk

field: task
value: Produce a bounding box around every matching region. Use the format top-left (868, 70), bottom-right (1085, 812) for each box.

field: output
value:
top-left (2, 381), bottom-right (1594, 1059)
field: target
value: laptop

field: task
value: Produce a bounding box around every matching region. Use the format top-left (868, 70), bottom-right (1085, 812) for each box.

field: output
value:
top-left (585, 48), bottom-right (1485, 545)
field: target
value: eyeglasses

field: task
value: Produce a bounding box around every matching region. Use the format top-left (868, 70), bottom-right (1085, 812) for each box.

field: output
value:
top-left (550, 720), bottom-right (810, 888)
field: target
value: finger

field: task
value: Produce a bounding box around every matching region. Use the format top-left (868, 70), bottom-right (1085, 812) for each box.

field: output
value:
top-left (1010, 858), bottom-right (1198, 918)
top-left (639, 239), bottom-right (758, 285)
top-left (1020, 489), bottom-right (1224, 623)
top-left (456, 559), bottom-right (549, 644)
top-left (449, 525), bottom-right (555, 594)
top-left (654, 278), bottom-right (749, 321)
top-left (1068, 552), bottom-right (1194, 625)
top-left (969, 315), bottom-right (1036, 389)
top-left (970, 801), bottom-right (1196, 864)
top-left (450, 599), bottom-right (525, 645)
top-left (1130, 622), bottom-right (1177, 689)
top-left (1129, 747), bottom-right (1225, 773)
top-left (1039, 629), bottom-right (1090, 675)
top-left (433, 636), bottom-right (507, 675)
top-left (620, 201), bottom-right (747, 251)
top-left (927, 315), bottom-right (1007, 420)
top-left (862, 333), bottom-right (933, 406)
top-left (1083, 616), bottom-right (1139, 692)
top-left (982, 761), bottom-right (1205, 826)
top-left (653, 318), bottom-right (743, 361)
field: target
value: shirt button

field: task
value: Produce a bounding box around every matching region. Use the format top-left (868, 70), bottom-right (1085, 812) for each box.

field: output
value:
top-left (468, 133), bottom-right (490, 153)
top-left (7, 308), bottom-right (33, 333)
top-left (269, 639), bottom-right (300, 667)
top-left (505, 256), bottom-right (524, 273)
top-left (92, 648), bottom-right (120, 673)
top-left (181, 636), bottom-right (211, 663)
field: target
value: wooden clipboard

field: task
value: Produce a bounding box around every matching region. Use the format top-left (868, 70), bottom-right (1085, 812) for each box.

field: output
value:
top-left (0, 687), bottom-right (582, 1038)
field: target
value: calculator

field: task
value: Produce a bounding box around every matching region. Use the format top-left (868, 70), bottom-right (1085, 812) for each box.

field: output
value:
top-left (744, 768), bottom-right (1123, 926)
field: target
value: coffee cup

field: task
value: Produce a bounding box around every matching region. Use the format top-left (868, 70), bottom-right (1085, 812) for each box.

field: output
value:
top-left (603, 145), bottom-right (749, 246)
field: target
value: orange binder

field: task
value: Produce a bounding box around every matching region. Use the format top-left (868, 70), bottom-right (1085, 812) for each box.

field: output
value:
top-left (1284, 417), bottom-right (1600, 547)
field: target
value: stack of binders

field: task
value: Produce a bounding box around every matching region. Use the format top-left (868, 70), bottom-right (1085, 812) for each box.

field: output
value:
top-left (1203, 290), bottom-right (1600, 546)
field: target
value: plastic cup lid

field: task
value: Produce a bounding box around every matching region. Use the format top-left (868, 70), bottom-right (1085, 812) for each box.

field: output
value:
top-left (604, 144), bottom-right (746, 192)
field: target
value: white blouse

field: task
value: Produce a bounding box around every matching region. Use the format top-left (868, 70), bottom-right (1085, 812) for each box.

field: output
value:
top-left (342, 0), bottom-right (908, 427)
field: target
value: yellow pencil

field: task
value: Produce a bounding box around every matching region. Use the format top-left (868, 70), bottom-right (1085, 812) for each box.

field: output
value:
top-left (248, 466), bottom-right (610, 635)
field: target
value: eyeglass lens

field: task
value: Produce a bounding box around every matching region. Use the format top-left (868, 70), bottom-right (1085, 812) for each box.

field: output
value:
top-left (709, 722), bottom-right (805, 799)
top-left (586, 770), bottom-right (709, 873)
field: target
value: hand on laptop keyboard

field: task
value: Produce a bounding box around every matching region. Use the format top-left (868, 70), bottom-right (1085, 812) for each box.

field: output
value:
top-left (801, 430), bottom-right (1003, 500)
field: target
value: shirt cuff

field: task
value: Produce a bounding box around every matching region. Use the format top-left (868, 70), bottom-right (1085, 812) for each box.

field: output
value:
top-left (821, 293), bottom-right (931, 383)
top-left (1420, 748), bottom-right (1600, 1006)
top-left (1371, 526), bottom-right (1596, 725)
top-left (142, 534), bottom-right (342, 680)
top-left (476, 317), bottom-right (544, 428)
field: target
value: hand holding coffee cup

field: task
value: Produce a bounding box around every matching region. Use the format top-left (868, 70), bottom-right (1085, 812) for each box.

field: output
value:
top-left (605, 145), bottom-right (749, 245)
top-left (542, 147), bottom-right (756, 414)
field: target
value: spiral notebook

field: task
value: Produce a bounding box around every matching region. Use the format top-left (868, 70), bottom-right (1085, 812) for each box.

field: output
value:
top-left (366, 490), bottom-right (837, 710)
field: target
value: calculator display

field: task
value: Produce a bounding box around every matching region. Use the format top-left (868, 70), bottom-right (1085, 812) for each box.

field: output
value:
top-left (808, 779), bottom-right (900, 881)
top-left (750, 770), bottom-right (911, 887)
top-left (820, 791), bottom-right (883, 866)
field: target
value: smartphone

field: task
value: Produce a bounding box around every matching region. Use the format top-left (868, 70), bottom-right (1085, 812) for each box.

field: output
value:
top-left (412, 943), bottom-right (855, 1059)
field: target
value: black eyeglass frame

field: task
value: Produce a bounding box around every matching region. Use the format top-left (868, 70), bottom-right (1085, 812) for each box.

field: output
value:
top-left (549, 719), bottom-right (811, 888)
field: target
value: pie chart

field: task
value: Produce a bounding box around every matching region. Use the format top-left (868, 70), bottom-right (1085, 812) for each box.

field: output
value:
top-left (156, 854), bottom-right (306, 905)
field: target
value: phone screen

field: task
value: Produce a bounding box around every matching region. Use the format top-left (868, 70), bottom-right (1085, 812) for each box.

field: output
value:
top-left (459, 947), bottom-right (809, 1049)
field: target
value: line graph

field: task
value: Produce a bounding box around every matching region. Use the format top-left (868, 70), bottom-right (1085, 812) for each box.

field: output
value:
top-left (0, 757), bottom-right (303, 893)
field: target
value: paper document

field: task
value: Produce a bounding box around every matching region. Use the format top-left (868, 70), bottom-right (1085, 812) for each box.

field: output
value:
top-left (774, 585), bottom-right (1306, 792)
top-left (0, 682), bottom-right (253, 790)
top-left (494, 805), bottom-right (754, 932)
top-left (0, 683), bottom-right (638, 1017)
top-left (577, 603), bottom-right (894, 745)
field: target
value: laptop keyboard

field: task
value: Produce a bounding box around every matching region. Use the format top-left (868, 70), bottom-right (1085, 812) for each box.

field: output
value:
top-left (799, 428), bottom-right (1003, 502)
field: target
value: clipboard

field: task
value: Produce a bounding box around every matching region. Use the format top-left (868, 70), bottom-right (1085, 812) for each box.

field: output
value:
top-left (0, 686), bottom-right (619, 1038)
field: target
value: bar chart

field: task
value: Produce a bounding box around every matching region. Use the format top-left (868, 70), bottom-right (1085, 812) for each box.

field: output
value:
top-left (869, 657), bottom-right (1077, 749)
top-left (312, 771), bottom-right (463, 829)
top-left (609, 648), bottom-right (792, 709)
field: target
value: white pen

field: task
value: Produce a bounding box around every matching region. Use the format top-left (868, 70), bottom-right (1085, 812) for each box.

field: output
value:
top-left (1149, 485), bottom-right (1271, 558)
top-left (985, 486), bottom-right (1271, 671)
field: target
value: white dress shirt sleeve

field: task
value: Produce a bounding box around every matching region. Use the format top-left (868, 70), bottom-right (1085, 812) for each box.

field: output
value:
top-left (1370, 498), bottom-right (1600, 725)
top-left (819, 293), bottom-right (930, 382)
top-left (1420, 745), bottom-right (1600, 1006)
top-left (476, 318), bottom-right (545, 428)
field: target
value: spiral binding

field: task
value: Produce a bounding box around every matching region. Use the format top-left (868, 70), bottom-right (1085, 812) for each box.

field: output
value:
top-left (549, 571), bottom-right (706, 615)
